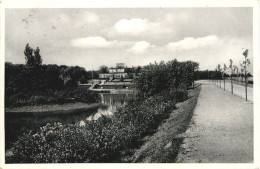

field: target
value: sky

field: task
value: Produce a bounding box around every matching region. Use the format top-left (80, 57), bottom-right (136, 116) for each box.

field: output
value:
top-left (5, 8), bottom-right (253, 72)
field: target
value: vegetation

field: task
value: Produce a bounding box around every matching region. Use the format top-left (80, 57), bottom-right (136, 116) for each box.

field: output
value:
top-left (135, 59), bottom-right (199, 99)
top-left (5, 44), bottom-right (99, 108)
top-left (6, 58), bottom-right (199, 163)
top-left (98, 65), bottom-right (109, 73)
top-left (24, 43), bottom-right (42, 66)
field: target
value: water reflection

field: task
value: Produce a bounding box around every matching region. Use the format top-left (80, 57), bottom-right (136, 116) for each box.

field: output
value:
top-left (6, 93), bottom-right (135, 150)
top-left (84, 93), bottom-right (134, 122)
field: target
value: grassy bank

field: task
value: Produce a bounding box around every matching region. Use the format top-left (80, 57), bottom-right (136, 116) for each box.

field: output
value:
top-left (133, 84), bottom-right (201, 162)
top-left (5, 102), bottom-right (101, 113)
top-left (5, 87), bottom-right (99, 108)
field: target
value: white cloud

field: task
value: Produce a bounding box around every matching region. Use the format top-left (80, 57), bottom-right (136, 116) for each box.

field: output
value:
top-left (114, 18), bottom-right (148, 36)
top-left (167, 35), bottom-right (219, 51)
top-left (127, 41), bottom-right (154, 54)
top-left (84, 12), bottom-right (100, 23)
top-left (70, 36), bottom-right (116, 48)
top-left (113, 18), bottom-right (171, 37)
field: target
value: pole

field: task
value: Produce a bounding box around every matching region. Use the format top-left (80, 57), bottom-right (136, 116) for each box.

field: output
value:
top-left (231, 74), bottom-right (233, 94)
top-left (224, 75), bottom-right (225, 91)
top-left (220, 77), bottom-right (221, 88)
top-left (245, 57), bottom-right (248, 102)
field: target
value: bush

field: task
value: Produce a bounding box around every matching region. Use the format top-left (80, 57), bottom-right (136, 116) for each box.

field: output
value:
top-left (134, 59), bottom-right (198, 99)
top-left (6, 88), bottom-right (187, 163)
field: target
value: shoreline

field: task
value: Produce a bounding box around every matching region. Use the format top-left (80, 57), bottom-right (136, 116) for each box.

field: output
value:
top-left (5, 102), bottom-right (101, 114)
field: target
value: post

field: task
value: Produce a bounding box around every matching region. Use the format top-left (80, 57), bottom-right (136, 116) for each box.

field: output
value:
top-left (243, 49), bottom-right (249, 102)
top-left (245, 57), bottom-right (248, 102)
top-left (231, 74), bottom-right (233, 94)
top-left (224, 75), bottom-right (225, 91)
top-left (230, 59), bottom-right (233, 94)
top-left (220, 77), bottom-right (221, 88)
top-left (245, 69), bottom-right (247, 102)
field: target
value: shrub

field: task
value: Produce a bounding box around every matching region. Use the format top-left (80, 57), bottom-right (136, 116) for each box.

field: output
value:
top-left (134, 59), bottom-right (198, 99)
top-left (6, 88), bottom-right (187, 163)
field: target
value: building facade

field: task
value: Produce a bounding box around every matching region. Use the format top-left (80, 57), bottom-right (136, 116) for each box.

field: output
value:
top-left (99, 63), bottom-right (134, 80)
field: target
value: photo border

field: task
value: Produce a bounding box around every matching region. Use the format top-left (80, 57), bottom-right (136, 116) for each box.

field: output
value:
top-left (0, 0), bottom-right (259, 169)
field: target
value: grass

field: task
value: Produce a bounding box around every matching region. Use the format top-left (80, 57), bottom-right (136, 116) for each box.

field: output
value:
top-left (133, 84), bottom-right (201, 163)
top-left (5, 102), bottom-right (101, 113)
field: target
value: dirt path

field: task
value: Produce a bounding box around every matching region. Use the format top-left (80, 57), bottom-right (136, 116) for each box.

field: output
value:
top-left (176, 81), bottom-right (253, 163)
top-left (214, 80), bottom-right (253, 102)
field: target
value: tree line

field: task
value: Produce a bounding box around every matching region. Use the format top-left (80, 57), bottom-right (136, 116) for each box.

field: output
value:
top-left (5, 44), bottom-right (99, 107)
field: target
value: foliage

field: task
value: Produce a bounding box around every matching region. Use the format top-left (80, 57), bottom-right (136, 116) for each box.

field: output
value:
top-left (6, 87), bottom-right (186, 163)
top-left (5, 62), bottom-right (97, 107)
top-left (134, 59), bottom-right (199, 99)
top-left (24, 44), bottom-right (42, 66)
top-left (98, 65), bottom-right (109, 73)
top-left (60, 66), bottom-right (88, 86)
top-left (197, 70), bottom-right (225, 80)
top-left (6, 58), bottom-right (195, 163)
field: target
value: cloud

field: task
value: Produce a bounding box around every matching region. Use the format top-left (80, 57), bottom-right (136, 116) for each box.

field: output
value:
top-left (114, 18), bottom-right (148, 36)
top-left (70, 36), bottom-right (116, 48)
top-left (167, 35), bottom-right (219, 51)
top-left (113, 18), bottom-right (172, 37)
top-left (84, 11), bottom-right (100, 23)
top-left (127, 41), bottom-right (154, 54)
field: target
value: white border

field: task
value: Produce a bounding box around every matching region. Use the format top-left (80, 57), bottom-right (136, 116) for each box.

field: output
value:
top-left (0, 0), bottom-right (259, 169)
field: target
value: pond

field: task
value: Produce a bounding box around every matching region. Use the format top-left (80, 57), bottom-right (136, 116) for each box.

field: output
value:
top-left (5, 93), bottom-right (134, 152)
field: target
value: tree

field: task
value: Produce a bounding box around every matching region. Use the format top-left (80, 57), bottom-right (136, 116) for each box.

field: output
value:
top-left (223, 64), bottom-right (227, 91)
top-left (134, 66), bottom-right (142, 75)
top-left (60, 66), bottom-right (87, 87)
top-left (99, 65), bottom-right (109, 73)
top-left (233, 65), bottom-right (239, 83)
top-left (217, 64), bottom-right (222, 88)
top-left (24, 43), bottom-right (42, 66)
top-left (241, 49), bottom-right (250, 101)
top-left (229, 59), bottom-right (233, 94)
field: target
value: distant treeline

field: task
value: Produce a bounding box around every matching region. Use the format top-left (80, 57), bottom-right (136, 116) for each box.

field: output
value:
top-left (5, 62), bottom-right (99, 107)
top-left (197, 70), bottom-right (223, 80)
top-left (197, 70), bottom-right (253, 80)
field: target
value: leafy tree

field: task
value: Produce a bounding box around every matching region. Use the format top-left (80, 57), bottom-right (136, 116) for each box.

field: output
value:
top-left (134, 59), bottom-right (199, 99)
top-left (60, 66), bottom-right (87, 87)
top-left (24, 44), bottom-right (42, 66)
top-left (99, 65), bottom-right (109, 73)
top-left (229, 59), bottom-right (234, 94)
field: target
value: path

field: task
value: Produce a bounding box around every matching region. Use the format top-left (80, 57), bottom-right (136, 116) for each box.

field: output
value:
top-left (211, 80), bottom-right (253, 102)
top-left (176, 81), bottom-right (253, 163)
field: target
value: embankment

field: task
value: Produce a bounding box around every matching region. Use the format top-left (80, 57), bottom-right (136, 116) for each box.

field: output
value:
top-left (133, 84), bottom-right (201, 163)
top-left (5, 102), bottom-right (101, 114)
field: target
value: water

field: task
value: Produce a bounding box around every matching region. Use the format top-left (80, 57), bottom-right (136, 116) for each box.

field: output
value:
top-left (5, 93), bottom-right (134, 151)
top-left (79, 93), bottom-right (134, 124)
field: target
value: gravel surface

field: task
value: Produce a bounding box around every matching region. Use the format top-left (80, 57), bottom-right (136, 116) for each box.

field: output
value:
top-left (176, 81), bottom-right (253, 163)
top-left (207, 80), bottom-right (253, 102)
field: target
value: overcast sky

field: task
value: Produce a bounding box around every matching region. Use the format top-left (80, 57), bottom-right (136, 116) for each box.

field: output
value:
top-left (5, 8), bottom-right (253, 72)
